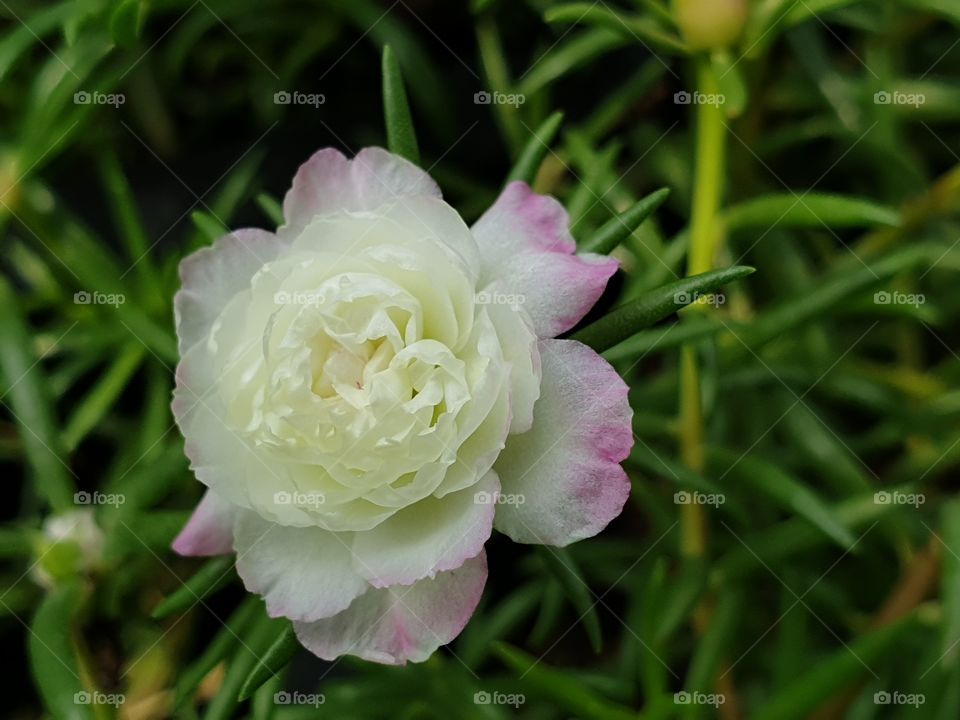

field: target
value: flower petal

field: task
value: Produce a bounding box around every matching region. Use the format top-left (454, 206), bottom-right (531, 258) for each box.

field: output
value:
top-left (471, 181), bottom-right (619, 338)
top-left (281, 147), bottom-right (441, 238)
top-left (174, 228), bottom-right (285, 354)
top-left (351, 472), bottom-right (498, 588)
top-left (493, 339), bottom-right (632, 546)
top-left (293, 551), bottom-right (487, 665)
top-left (291, 199), bottom-right (479, 348)
top-left (172, 490), bottom-right (236, 556)
top-left (233, 511), bottom-right (368, 622)
top-left (485, 296), bottom-right (541, 434)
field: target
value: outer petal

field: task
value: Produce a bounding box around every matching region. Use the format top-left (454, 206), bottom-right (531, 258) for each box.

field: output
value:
top-left (233, 511), bottom-right (368, 622)
top-left (493, 339), bottom-right (633, 546)
top-left (281, 147), bottom-right (441, 238)
top-left (172, 489), bottom-right (236, 556)
top-left (174, 228), bottom-right (285, 354)
top-left (471, 181), bottom-right (619, 338)
top-left (351, 472), bottom-right (498, 588)
top-left (293, 551), bottom-right (487, 665)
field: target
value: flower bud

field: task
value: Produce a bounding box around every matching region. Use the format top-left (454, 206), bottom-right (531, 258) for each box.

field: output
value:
top-left (674, 0), bottom-right (748, 51)
top-left (31, 509), bottom-right (105, 588)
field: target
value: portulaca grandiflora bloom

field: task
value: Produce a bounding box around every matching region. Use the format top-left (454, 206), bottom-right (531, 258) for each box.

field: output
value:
top-left (171, 147), bottom-right (633, 664)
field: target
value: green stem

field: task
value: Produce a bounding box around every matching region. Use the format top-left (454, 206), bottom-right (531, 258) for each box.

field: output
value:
top-left (679, 345), bottom-right (705, 557)
top-left (679, 56), bottom-right (726, 558)
top-left (688, 58), bottom-right (726, 276)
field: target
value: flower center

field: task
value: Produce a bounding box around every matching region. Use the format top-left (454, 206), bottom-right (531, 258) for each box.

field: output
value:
top-left (309, 337), bottom-right (373, 397)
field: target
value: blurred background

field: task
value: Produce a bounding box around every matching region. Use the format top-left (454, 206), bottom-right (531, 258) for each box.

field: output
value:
top-left (2, 0), bottom-right (960, 718)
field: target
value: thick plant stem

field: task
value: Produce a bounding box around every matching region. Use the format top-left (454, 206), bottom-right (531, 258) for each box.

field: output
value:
top-left (679, 56), bottom-right (725, 558)
top-left (679, 345), bottom-right (705, 555)
top-left (687, 61), bottom-right (726, 277)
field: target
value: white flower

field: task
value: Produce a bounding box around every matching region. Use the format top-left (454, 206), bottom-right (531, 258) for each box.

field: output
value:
top-left (171, 147), bottom-right (633, 664)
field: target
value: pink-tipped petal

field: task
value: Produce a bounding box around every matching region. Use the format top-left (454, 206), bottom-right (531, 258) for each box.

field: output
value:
top-left (172, 490), bottom-right (236, 556)
top-left (350, 472), bottom-right (498, 588)
top-left (233, 511), bottom-right (368, 622)
top-left (281, 147), bottom-right (441, 238)
top-left (293, 551), bottom-right (487, 665)
top-left (471, 181), bottom-right (619, 338)
top-left (174, 228), bottom-right (285, 354)
top-left (493, 339), bottom-right (633, 546)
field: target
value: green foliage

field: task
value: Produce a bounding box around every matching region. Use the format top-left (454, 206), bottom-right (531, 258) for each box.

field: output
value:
top-left (580, 187), bottom-right (670, 254)
top-left (28, 581), bottom-right (92, 720)
top-left (0, 275), bottom-right (74, 510)
top-left (574, 265), bottom-right (755, 351)
top-left (381, 44), bottom-right (420, 164)
top-left (237, 622), bottom-right (297, 701)
top-left (506, 110), bottom-right (565, 185)
top-left (152, 556), bottom-right (236, 620)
